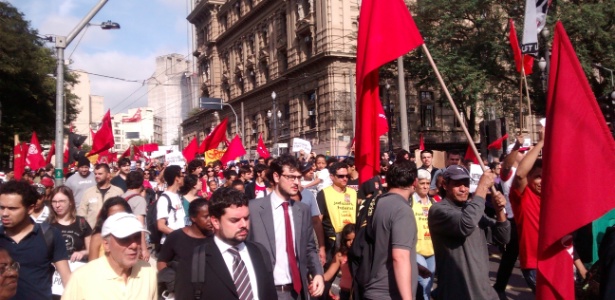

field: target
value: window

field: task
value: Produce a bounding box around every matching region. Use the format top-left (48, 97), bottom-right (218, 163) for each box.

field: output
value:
top-left (279, 51), bottom-right (288, 73)
top-left (419, 91), bottom-right (433, 101)
top-left (306, 91), bottom-right (316, 129)
top-left (421, 105), bottom-right (434, 128)
top-left (125, 132), bottom-right (140, 139)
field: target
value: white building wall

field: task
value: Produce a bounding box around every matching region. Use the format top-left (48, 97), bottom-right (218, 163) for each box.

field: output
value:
top-left (111, 107), bottom-right (159, 152)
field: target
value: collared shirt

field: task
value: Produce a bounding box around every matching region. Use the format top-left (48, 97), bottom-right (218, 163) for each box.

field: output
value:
top-left (213, 236), bottom-right (260, 299)
top-left (270, 190), bottom-right (296, 285)
top-left (62, 256), bottom-right (157, 300)
top-left (0, 221), bottom-right (68, 300)
top-left (31, 205), bottom-right (50, 223)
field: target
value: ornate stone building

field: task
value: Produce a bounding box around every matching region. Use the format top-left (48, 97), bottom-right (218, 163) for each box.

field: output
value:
top-left (184, 0), bottom-right (357, 157)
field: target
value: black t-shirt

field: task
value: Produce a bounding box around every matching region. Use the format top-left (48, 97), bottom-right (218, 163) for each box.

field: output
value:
top-left (347, 178), bottom-right (359, 192)
top-left (358, 176), bottom-right (382, 200)
top-left (98, 187), bottom-right (110, 199)
top-left (110, 176), bottom-right (127, 192)
top-left (51, 216), bottom-right (93, 259)
top-left (158, 229), bottom-right (207, 295)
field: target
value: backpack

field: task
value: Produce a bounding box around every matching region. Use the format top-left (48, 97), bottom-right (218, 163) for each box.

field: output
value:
top-left (145, 193), bottom-right (174, 248)
top-left (348, 193), bottom-right (383, 300)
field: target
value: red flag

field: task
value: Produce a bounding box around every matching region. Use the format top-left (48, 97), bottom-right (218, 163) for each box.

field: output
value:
top-left (45, 141), bottom-right (55, 164)
top-left (256, 133), bottom-right (270, 159)
top-left (97, 149), bottom-right (111, 164)
top-left (13, 143), bottom-right (27, 180)
top-left (509, 19), bottom-right (534, 75)
top-left (63, 141), bottom-right (69, 164)
top-left (220, 135), bottom-right (246, 165)
top-left (26, 132), bottom-right (46, 170)
top-left (536, 22), bottom-right (615, 300)
top-left (356, 0), bottom-right (423, 184)
top-left (464, 143), bottom-right (479, 164)
top-left (199, 118), bottom-right (228, 153)
top-left (419, 133), bottom-right (425, 150)
top-left (182, 137), bottom-right (199, 162)
top-left (487, 133), bottom-right (509, 150)
top-left (138, 143), bottom-right (159, 152)
top-left (119, 146), bottom-right (131, 159)
top-left (88, 110), bottom-right (115, 156)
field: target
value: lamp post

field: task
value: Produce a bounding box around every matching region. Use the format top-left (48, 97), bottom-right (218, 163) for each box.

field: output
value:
top-left (385, 83), bottom-right (393, 154)
top-left (53, 0), bottom-right (116, 185)
top-left (271, 91), bottom-right (278, 156)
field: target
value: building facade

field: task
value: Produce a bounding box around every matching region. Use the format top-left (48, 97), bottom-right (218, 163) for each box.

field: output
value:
top-left (111, 107), bottom-right (162, 152)
top-left (70, 70), bottom-right (105, 146)
top-left (148, 54), bottom-right (199, 146)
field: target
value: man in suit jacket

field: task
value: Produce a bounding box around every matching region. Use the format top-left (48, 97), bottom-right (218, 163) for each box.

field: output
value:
top-left (248, 154), bottom-right (325, 300)
top-left (175, 188), bottom-right (277, 300)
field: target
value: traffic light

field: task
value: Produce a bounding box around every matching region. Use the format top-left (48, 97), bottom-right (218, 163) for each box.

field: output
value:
top-left (68, 132), bottom-right (87, 164)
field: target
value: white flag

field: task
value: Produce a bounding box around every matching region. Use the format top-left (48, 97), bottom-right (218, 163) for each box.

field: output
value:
top-left (522, 0), bottom-right (552, 55)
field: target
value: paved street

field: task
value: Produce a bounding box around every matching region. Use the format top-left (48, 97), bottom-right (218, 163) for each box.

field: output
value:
top-left (488, 245), bottom-right (534, 300)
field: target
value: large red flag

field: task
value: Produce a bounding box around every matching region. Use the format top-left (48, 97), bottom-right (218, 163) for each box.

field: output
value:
top-left (509, 19), bottom-right (534, 75)
top-left (26, 132), bottom-right (46, 170)
top-left (356, 0), bottom-right (423, 184)
top-left (487, 133), bottom-right (509, 150)
top-left (537, 22), bottom-right (615, 300)
top-left (13, 142), bottom-right (27, 180)
top-left (45, 141), bottom-right (55, 164)
top-left (199, 118), bottom-right (228, 153)
top-left (256, 133), bottom-right (270, 159)
top-left (182, 137), bottom-right (198, 162)
top-left (88, 110), bottom-right (115, 156)
top-left (220, 134), bottom-right (246, 165)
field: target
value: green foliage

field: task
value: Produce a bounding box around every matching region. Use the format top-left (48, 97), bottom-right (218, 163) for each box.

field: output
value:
top-left (0, 2), bottom-right (79, 168)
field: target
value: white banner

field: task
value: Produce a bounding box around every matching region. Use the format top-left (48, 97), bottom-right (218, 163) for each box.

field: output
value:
top-left (521, 0), bottom-right (539, 55)
top-left (292, 138), bottom-right (312, 153)
top-left (165, 151), bottom-right (186, 167)
top-left (469, 163), bottom-right (484, 194)
top-left (52, 261), bottom-right (86, 295)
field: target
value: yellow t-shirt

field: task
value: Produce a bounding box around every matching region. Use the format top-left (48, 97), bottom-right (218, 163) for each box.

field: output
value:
top-left (412, 193), bottom-right (434, 257)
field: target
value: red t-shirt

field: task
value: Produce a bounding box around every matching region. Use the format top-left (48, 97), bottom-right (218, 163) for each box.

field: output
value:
top-left (510, 187), bottom-right (541, 269)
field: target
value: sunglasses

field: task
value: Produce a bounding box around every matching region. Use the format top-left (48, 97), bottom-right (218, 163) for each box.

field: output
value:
top-left (335, 174), bottom-right (350, 179)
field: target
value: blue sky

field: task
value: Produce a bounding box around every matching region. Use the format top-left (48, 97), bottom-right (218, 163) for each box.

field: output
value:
top-left (7, 0), bottom-right (193, 114)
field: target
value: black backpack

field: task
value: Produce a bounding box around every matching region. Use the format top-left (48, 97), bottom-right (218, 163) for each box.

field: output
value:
top-left (348, 193), bottom-right (383, 300)
top-left (145, 193), bottom-right (174, 248)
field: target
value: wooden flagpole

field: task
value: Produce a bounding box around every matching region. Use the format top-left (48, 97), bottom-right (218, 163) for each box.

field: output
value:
top-left (520, 54), bottom-right (535, 141)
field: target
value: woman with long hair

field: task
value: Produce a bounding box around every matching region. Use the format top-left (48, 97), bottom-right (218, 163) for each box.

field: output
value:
top-left (87, 197), bottom-right (133, 261)
top-left (49, 186), bottom-right (92, 263)
top-left (178, 174), bottom-right (201, 225)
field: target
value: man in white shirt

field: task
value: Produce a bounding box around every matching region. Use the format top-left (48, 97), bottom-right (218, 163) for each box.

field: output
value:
top-left (156, 165), bottom-right (185, 248)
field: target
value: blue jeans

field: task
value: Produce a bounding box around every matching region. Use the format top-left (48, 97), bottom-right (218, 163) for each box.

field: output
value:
top-left (521, 269), bottom-right (537, 294)
top-left (416, 254), bottom-right (435, 300)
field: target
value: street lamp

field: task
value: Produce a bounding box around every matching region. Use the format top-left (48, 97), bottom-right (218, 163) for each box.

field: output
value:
top-left (539, 57), bottom-right (548, 92)
top-left (385, 83), bottom-right (393, 154)
top-left (271, 91), bottom-right (278, 156)
top-left (53, 0), bottom-right (117, 185)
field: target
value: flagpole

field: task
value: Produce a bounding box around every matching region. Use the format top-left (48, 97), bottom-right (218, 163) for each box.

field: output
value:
top-left (522, 73), bottom-right (536, 142)
top-left (420, 44), bottom-right (493, 187)
top-left (519, 64), bottom-right (524, 135)
top-left (520, 54), bottom-right (535, 141)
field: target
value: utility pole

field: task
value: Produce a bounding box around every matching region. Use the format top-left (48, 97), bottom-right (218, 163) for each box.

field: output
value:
top-left (398, 57), bottom-right (410, 151)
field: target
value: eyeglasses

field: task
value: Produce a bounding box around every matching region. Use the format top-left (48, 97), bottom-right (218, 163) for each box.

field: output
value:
top-left (144, 172), bottom-right (150, 175)
top-left (0, 261), bottom-right (19, 276)
top-left (280, 174), bottom-right (302, 182)
top-left (335, 174), bottom-right (350, 179)
top-left (51, 199), bottom-right (68, 205)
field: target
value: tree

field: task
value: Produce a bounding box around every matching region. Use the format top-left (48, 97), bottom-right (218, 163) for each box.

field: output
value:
top-left (0, 2), bottom-right (79, 168)
top-left (401, 0), bottom-right (615, 138)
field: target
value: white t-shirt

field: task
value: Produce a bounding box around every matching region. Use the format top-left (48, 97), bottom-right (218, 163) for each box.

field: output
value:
top-left (156, 191), bottom-right (186, 243)
top-left (315, 168), bottom-right (332, 191)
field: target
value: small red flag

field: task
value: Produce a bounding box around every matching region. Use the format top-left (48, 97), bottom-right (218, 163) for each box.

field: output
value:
top-left (487, 133), bottom-right (509, 150)
top-left (419, 133), bottom-right (425, 151)
top-left (138, 143), bottom-right (159, 152)
top-left (464, 143), bottom-right (479, 164)
top-left (13, 142), bottom-right (27, 180)
top-left (182, 137), bottom-right (199, 162)
top-left (199, 118), bottom-right (228, 153)
top-left (536, 22), bottom-right (615, 300)
top-left (509, 19), bottom-right (534, 75)
top-left (119, 146), bottom-right (131, 159)
top-left (356, 0), bottom-right (424, 184)
top-left (256, 133), bottom-right (271, 159)
top-left (45, 141), bottom-right (55, 164)
top-left (89, 110), bottom-right (115, 156)
top-left (220, 134), bottom-right (246, 165)
top-left (26, 132), bottom-right (46, 171)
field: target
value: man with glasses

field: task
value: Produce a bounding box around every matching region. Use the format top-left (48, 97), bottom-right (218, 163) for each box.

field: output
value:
top-left (111, 157), bottom-right (131, 192)
top-left (316, 162), bottom-right (357, 265)
top-left (0, 247), bottom-right (19, 300)
top-left (248, 154), bottom-right (324, 299)
top-left (428, 165), bottom-right (510, 299)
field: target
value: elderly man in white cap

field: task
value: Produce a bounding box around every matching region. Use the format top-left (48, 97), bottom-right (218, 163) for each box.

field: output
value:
top-left (62, 212), bottom-right (157, 299)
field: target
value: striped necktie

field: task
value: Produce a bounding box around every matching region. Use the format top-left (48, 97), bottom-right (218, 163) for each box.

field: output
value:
top-left (228, 246), bottom-right (254, 300)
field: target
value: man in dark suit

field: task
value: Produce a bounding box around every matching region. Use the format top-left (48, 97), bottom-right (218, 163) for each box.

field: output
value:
top-left (248, 154), bottom-right (325, 300)
top-left (174, 188), bottom-right (277, 300)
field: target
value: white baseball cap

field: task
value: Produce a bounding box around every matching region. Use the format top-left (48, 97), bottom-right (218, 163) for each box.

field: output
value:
top-left (101, 212), bottom-right (150, 238)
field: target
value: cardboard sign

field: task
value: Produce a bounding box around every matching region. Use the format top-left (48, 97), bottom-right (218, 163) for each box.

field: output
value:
top-left (165, 151), bottom-right (186, 167)
top-left (292, 138), bottom-right (311, 153)
top-left (52, 261), bottom-right (85, 295)
top-left (469, 163), bottom-right (483, 193)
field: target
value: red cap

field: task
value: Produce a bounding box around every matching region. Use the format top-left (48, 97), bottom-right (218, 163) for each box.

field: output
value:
top-left (40, 177), bottom-right (54, 188)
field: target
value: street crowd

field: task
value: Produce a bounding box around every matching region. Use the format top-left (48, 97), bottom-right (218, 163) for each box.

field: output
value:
top-left (0, 131), bottom-right (614, 300)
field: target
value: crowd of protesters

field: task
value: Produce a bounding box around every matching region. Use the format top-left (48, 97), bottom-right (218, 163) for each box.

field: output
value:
top-left (0, 133), bottom-right (613, 300)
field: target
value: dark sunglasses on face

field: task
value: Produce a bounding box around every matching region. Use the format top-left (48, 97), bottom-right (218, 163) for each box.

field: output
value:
top-left (335, 174), bottom-right (350, 179)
